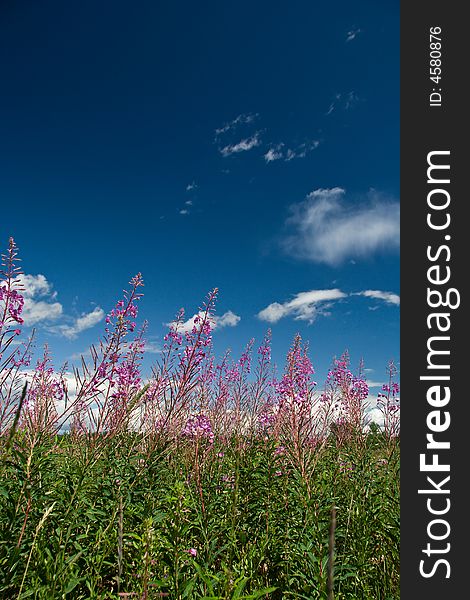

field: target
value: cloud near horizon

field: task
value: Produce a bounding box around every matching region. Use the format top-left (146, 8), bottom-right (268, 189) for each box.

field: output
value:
top-left (14, 274), bottom-right (104, 339)
top-left (167, 310), bottom-right (241, 333)
top-left (282, 187), bottom-right (400, 266)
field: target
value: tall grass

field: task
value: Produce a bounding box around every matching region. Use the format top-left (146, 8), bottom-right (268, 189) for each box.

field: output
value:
top-left (0, 238), bottom-right (399, 599)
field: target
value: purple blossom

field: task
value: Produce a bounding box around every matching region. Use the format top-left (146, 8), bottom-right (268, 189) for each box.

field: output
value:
top-left (182, 414), bottom-right (214, 443)
top-left (258, 403), bottom-right (278, 430)
top-left (275, 334), bottom-right (315, 410)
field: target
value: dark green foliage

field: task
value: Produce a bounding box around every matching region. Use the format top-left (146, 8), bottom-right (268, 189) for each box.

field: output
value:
top-left (0, 433), bottom-right (399, 599)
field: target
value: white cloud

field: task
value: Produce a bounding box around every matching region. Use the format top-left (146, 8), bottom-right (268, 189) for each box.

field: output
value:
top-left (366, 380), bottom-right (385, 389)
top-left (264, 144), bottom-right (284, 162)
top-left (16, 274), bottom-right (52, 298)
top-left (14, 274), bottom-right (63, 325)
top-left (258, 289), bottom-right (346, 324)
top-left (283, 188), bottom-right (400, 266)
top-left (186, 181), bottom-right (197, 191)
top-left (355, 290), bottom-right (400, 306)
top-left (23, 300), bottom-right (63, 325)
top-left (167, 310), bottom-right (241, 333)
top-left (215, 310), bottom-right (241, 328)
top-left (180, 200), bottom-right (193, 214)
top-left (257, 286), bottom-right (399, 326)
top-left (50, 307), bottom-right (105, 340)
top-left (12, 273), bottom-right (105, 338)
top-left (346, 28), bottom-right (361, 42)
top-left (220, 133), bottom-right (261, 157)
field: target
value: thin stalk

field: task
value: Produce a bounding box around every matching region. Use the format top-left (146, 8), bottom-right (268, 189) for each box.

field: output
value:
top-left (17, 502), bottom-right (56, 600)
top-left (327, 506), bottom-right (337, 600)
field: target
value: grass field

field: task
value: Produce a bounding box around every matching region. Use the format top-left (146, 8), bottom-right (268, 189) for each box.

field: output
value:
top-left (0, 428), bottom-right (399, 599)
top-left (1, 238), bottom-right (400, 599)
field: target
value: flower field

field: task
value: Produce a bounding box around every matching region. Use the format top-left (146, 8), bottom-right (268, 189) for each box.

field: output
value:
top-left (1, 238), bottom-right (400, 599)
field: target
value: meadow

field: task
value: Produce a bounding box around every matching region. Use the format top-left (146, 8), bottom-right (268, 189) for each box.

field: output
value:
top-left (0, 238), bottom-right (400, 599)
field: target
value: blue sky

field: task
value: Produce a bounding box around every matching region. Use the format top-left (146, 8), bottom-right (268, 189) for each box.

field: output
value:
top-left (0, 0), bottom-right (399, 391)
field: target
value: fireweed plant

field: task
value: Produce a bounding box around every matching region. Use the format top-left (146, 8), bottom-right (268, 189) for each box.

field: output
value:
top-left (0, 239), bottom-right (400, 599)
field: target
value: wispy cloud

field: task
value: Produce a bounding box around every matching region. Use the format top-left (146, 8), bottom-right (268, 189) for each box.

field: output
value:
top-left (179, 200), bottom-right (194, 215)
top-left (285, 140), bottom-right (320, 161)
top-left (326, 91), bottom-right (359, 115)
top-left (220, 133), bottom-right (261, 157)
top-left (355, 290), bottom-right (400, 306)
top-left (143, 340), bottom-right (162, 354)
top-left (215, 113), bottom-right (258, 138)
top-left (49, 306), bottom-right (105, 340)
top-left (264, 140), bottom-right (320, 163)
top-left (186, 181), bottom-right (197, 191)
top-left (258, 289), bottom-right (347, 324)
top-left (326, 93), bottom-right (342, 115)
top-left (366, 380), bottom-right (385, 389)
top-left (215, 113), bottom-right (262, 157)
top-left (282, 187), bottom-right (400, 266)
top-left (68, 348), bottom-right (93, 362)
top-left (346, 28), bottom-right (361, 42)
top-left (257, 286), bottom-right (399, 325)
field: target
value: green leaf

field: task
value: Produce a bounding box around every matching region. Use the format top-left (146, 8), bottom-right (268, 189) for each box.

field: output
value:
top-left (242, 587), bottom-right (277, 599)
top-left (232, 575), bottom-right (249, 599)
top-left (63, 577), bottom-right (82, 594)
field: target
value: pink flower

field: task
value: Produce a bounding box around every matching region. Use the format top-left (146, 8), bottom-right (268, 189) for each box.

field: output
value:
top-left (182, 414), bottom-right (214, 443)
top-left (187, 548), bottom-right (197, 557)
